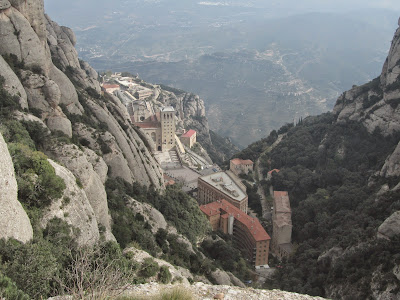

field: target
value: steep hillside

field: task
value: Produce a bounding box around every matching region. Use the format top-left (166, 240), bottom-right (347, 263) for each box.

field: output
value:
top-left (0, 1), bottom-right (251, 299)
top-left (239, 18), bottom-right (400, 300)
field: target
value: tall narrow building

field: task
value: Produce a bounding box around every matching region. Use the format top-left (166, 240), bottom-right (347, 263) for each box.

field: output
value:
top-left (160, 106), bottom-right (176, 152)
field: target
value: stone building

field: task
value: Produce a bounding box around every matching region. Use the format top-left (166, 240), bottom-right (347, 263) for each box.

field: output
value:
top-left (271, 191), bottom-right (293, 259)
top-left (180, 129), bottom-right (197, 148)
top-left (197, 171), bottom-right (248, 213)
top-left (230, 158), bottom-right (254, 176)
top-left (132, 106), bottom-right (176, 152)
top-left (101, 83), bottom-right (120, 94)
top-left (200, 200), bottom-right (270, 268)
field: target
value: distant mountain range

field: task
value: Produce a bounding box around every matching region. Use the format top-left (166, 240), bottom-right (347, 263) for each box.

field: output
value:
top-left (45, 1), bottom-right (399, 146)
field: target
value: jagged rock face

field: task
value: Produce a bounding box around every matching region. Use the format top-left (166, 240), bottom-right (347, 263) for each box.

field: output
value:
top-left (0, 4), bottom-right (50, 72)
top-left (0, 132), bottom-right (33, 243)
top-left (22, 70), bottom-right (61, 111)
top-left (86, 96), bottom-right (164, 189)
top-left (333, 22), bottom-right (400, 136)
top-left (45, 14), bottom-right (101, 93)
top-left (380, 141), bottom-right (400, 178)
top-left (42, 159), bottom-right (100, 246)
top-left (377, 211), bottom-right (400, 240)
top-left (126, 197), bottom-right (194, 253)
top-left (45, 109), bottom-right (73, 138)
top-left (210, 269), bottom-right (246, 288)
top-left (124, 247), bottom-right (193, 285)
top-left (0, 55), bottom-right (28, 108)
top-left (46, 144), bottom-right (115, 242)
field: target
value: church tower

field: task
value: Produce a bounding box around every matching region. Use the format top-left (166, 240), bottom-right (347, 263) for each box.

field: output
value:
top-left (160, 106), bottom-right (176, 151)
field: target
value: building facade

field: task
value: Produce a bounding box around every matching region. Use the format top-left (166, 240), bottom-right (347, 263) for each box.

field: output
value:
top-left (180, 129), bottom-right (197, 148)
top-left (160, 106), bottom-right (176, 152)
top-left (132, 106), bottom-right (176, 152)
top-left (197, 171), bottom-right (248, 213)
top-left (230, 158), bottom-right (254, 176)
top-left (271, 191), bottom-right (293, 259)
top-left (200, 200), bottom-right (271, 268)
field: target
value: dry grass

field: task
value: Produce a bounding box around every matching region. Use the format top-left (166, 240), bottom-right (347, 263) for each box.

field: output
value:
top-left (116, 286), bottom-right (194, 300)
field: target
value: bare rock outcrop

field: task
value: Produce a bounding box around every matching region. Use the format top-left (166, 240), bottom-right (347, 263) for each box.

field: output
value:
top-left (125, 282), bottom-right (327, 300)
top-left (87, 97), bottom-right (164, 188)
top-left (380, 141), bottom-right (400, 178)
top-left (45, 14), bottom-right (101, 93)
top-left (210, 269), bottom-right (245, 288)
top-left (124, 247), bottom-right (193, 285)
top-left (333, 21), bottom-right (400, 136)
top-left (46, 144), bottom-right (114, 242)
top-left (42, 159), bottom-right (100, 246)
top-left (0, 132), bottom-right (33, 243)
top-left (0, 5), bottom-right (49, 72)
top-left (126, 197), bottom-right (194, 254)
top-left (0, 55), bottom-right (27, 108)
top-left (46, 111), bottom-right (72, 138)
top-left (377, 211), bottom-right (400, 240)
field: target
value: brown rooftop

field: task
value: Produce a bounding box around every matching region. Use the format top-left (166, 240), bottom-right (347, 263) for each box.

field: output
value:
top-left (273, 191), bottom-right (291, 213)
top-left (102, 84), bottom-right (120, 89)
top-left (182, 129), bottom-right (196, 138)
top-left (200, 200), bottom-right (270, 242)
top-left (231, 158), bottom-right (254, 165)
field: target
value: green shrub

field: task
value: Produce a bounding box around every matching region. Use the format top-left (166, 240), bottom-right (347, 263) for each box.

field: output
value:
top-left (139, 258), bottom-right (159, 278)
top-left (0, 273), bottom-right (30, 300)
top-left (9, 143), bottom-right (66, 208)
top-left (0, 76), bottom-right (21, 118)
top-left (158, 265), bottom-right (172, 284)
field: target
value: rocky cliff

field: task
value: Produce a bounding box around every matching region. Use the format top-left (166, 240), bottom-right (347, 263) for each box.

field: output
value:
top-left (0, 132), bottom-right (33, 243)
top-left (0, 0), bottom-right (163, 189)
top-left (333, 18), bottom-right (400, 136)
top-left (0, 0), bottom-right (165, 246)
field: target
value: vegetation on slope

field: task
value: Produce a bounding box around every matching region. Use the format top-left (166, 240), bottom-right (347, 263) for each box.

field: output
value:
top-left (240, 112), bottom-right (400, 298)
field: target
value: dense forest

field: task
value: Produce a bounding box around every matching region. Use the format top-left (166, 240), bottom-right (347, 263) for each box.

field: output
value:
top-left (238, 110), bottom-right (400, 298)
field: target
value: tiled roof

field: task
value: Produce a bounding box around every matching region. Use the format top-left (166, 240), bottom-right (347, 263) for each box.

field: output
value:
top-left (182, 129), bottom-right (196, 138)
top-left (268, 169), bottom-right (280, 174)
top-left (102, 84), bottom-right (120, 89)
top-left (200, 200), bottom-right (270, 242)
top-left (231, 158), bottom-right (253, 165)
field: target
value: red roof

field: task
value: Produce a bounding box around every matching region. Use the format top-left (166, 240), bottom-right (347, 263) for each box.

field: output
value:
top-left (268, 169), bottom-right (280, 174)
top-left (200, 200), bottom-right (270, 242)
top-left (231, 158), bottom-right (254, 165)
top-left (102, 84), bottom-right (119, 89)
top-left (182, 129), bottom-right (196, 138)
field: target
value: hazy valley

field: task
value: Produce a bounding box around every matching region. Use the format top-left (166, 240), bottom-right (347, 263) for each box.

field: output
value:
top-left (46, 0), bottom-right (399, 146)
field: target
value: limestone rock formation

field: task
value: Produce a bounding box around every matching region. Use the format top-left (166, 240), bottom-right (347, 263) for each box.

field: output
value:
top-left (380, 141), bottom-right (400, 178)
top-left (126, 197), bottom-right (194, 254)
top-left (210, 269), bottom-right (245, 288)
top-left (0, 55), bottom-right (27, 109)
top-left (124, 247), bottom-right (193, 285)
top-left (46, 144), bottom-right (114, 242)
top-left (0, 132), bottom-right (33, 243)
top-left (42, 159), bottom-right (100, 246)
top-left (377, 211), bottom-right (400, 240)
top-left (86, 97), bottom-right (164, 188)
top-left (333, 22), bottom-right (400, 136)
top-left (124, 282), bottom-right (327, 300)
top-left (45, 14), bottom-right (101, 93)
